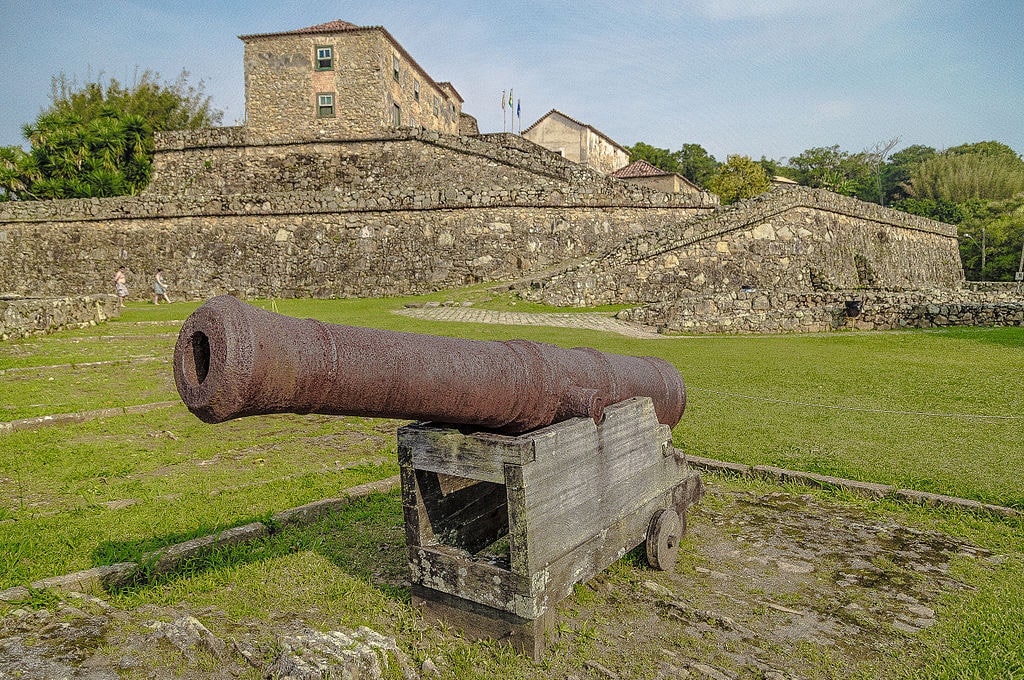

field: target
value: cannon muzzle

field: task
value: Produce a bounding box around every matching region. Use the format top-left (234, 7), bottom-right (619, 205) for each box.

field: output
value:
top-left (173, 296), bottom-right (685, 433)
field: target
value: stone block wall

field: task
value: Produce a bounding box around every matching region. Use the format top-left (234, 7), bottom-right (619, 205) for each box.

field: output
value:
top-left (0, 294), bottom-right (120, 341)
top-left (146, 127), bottom-right (719, 205)
top-left (617, 289), bottom-right (1024, 334)
top-left (0, 204), bottom-right (711, 301)
top-left (0, 129), bottom-right (717, 301)
top-left (525, 186), bottom-right (964, 307)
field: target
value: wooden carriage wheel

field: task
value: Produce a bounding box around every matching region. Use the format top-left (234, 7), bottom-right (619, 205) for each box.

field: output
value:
top-left (646, 508), bottom-right (683, 571)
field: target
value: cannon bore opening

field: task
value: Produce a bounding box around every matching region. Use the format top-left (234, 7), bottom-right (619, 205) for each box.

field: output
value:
top-left (181, 331), bottom-right (211, 386)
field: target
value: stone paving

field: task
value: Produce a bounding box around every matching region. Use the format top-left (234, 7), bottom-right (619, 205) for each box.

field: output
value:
top-left (395, 306), bottom-right (664, 338)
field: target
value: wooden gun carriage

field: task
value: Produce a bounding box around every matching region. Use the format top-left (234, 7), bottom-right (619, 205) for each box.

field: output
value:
top-left (173, 296), bottom-right (702, 657)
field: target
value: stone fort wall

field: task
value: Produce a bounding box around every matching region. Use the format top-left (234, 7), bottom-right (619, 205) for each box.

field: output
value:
top-left (0, 129), bottom-right (717, 301)
top-left (0, 126), bottom-right (992, 335)
top-left (522, 186), bottom-right (965, 308)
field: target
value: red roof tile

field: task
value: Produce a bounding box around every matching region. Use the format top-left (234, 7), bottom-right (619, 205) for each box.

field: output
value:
top-left (238, 20), bottom-right (361, 40)
top-left (609, 159), bottom-right (671, 179)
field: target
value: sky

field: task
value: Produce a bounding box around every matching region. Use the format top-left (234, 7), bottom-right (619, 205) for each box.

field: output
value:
top-left (2, 0), bottom-right (1022, 162)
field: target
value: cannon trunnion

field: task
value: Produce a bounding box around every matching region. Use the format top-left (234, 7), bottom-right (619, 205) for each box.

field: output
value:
top-left (173, 296), bottom-right (703, 658)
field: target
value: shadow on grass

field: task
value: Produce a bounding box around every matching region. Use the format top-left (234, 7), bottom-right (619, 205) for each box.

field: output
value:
top-left (92, 491), bottom-right (411, 601)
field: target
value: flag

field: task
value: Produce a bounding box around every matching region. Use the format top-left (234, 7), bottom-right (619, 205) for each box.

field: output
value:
top-left (509, 89), bottom-right (514, 108)
top-left (516, 99), bottom-right (521, 118)
top-left (501, 90), bottom-right (506, 110)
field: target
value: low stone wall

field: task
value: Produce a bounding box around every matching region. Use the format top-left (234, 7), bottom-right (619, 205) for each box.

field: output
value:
top-left (617, 289), bottom-right (1024, 334)
top-left (525, 186), bottom-right (963, 308)
top-left (0, 294), bottom-right (120, 341)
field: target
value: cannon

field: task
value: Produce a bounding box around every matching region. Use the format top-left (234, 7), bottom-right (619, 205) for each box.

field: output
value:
top-left (174, 296), bottom-right (702, 657)
top-left (173, 295), bottom-right (686, 432)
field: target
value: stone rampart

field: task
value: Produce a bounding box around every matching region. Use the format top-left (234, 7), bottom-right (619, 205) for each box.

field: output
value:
top-left (617, 289), bottom-right (1023, 334)
top-left (0, 130), bottom-right (717, 300)
top-left (525, 186), bottom-right (963, 307)
top-left (0, 294), bottom-right (120, 341)
top-left (145, 127), bottom-right (719, 204)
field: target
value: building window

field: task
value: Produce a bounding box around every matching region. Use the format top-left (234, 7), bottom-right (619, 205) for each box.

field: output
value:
top-left (414, 80), bottom-right (420, 101)
top-left (433, 95), bottom-right (439, 117)
top-left (392, 103), bottom-right (401, 126)
top-left (315, 45), bottom-right (333, 70)
top-left (317, 93), bottom-right (335, 118)
top-left (393, 55), bottom-right (400, 81)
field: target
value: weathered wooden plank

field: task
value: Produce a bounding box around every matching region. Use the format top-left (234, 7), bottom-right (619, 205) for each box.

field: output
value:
top-left (400, 464), bottom-right (429, 548)
top-left (401, 467), bottom-right (509, 554)
top-left (411, 584), bottom-right (557, 661)
top-left (504, 463), bottom-right (530, 576)
top-left (527, 474), bottom-right (701, 614)
top-left (407, 545), bottom-right (536, 617)
top-left (518, 398), bottom-right (686, 571)
top-left (397, 423), bottom-right (535, 483)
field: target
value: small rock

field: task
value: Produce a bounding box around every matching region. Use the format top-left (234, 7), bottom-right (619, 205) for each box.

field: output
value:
top-left (776, 559), bottom-right (814, 574)
top-left (891, 620), bottom-right (921, 634)
top-left (689, 661), bottom-right (733, 680)
top-left (421, 657), bottom-right (441, 677)
top-left (585, 659), bottom-right (621, 679)
top-left (150, 615), bottom-right (228, 662)
top-left (905, 603), bottom-right (935, 619)
top-left (643, 580), bottom-right (674, 598)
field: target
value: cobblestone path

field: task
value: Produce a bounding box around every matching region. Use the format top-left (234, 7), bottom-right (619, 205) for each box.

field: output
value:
top-left (394, 306), bottom-right (664, 338)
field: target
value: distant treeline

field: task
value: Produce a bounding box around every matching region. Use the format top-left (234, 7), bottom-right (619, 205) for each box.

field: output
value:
top-left (627, 139), bottom-right (1024, 281)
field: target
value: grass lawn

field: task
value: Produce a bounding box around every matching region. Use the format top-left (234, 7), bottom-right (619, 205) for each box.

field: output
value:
top-left (1, 290), bottom-right (1022, 678)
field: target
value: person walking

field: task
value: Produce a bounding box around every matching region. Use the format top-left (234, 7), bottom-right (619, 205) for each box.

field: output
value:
top-left (153, 269), bottom-right (171, 304)
top-left (113, 267), bottom-right (128, 307)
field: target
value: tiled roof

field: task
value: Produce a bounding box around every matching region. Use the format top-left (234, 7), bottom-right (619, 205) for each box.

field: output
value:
top-left (238, 20), bottom-right (361, 40)
top-left (610, 159), bottom-right (671, 179)
top-left (522, 109), bottom-right (629, 155)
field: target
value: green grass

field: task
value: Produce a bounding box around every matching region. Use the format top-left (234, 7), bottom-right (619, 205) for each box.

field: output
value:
top-left (1, 293), bottom-right (1023, 677)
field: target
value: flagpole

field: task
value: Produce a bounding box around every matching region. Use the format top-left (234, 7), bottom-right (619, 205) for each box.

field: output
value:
top-left (502, 89), bottom-right (507, 132)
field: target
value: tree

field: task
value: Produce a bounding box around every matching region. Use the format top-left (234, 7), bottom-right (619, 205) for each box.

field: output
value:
top-left (626, 142), bottom-right (681, 174)
top-left (47, 69), bottom-right (222, 132)
top-left (956, 194), bottom-right (1024, 280)
top-left (882, 144), bottom-right (936, 205)
top-left (706, 155), bottom-right (771, 204)
top-left (0, 70), bottom-right (222, 200)
top-left (945, 140), bottom-right (1021, 160)
top-left (861, 137), bottom-right (900, 206)
top-left (904, 151), bottom-right (1024, 203)
top-left (785, 145), bottom-right (872, 197)
top-left (676, 143), bottom-right (719, 187)
top-left (15, 107), bottom-right (151, 198)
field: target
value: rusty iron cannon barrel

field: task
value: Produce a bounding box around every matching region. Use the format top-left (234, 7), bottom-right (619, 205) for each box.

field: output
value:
top-left (173, 295), bottom-right (686, 433)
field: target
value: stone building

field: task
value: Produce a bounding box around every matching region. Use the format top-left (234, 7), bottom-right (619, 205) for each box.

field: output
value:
top-left (522, 110), bottom-right (630, 175)
top-left (240, 20), bottom-right (473, 141)
top-left (610, 159), bottom-right (703, 194)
